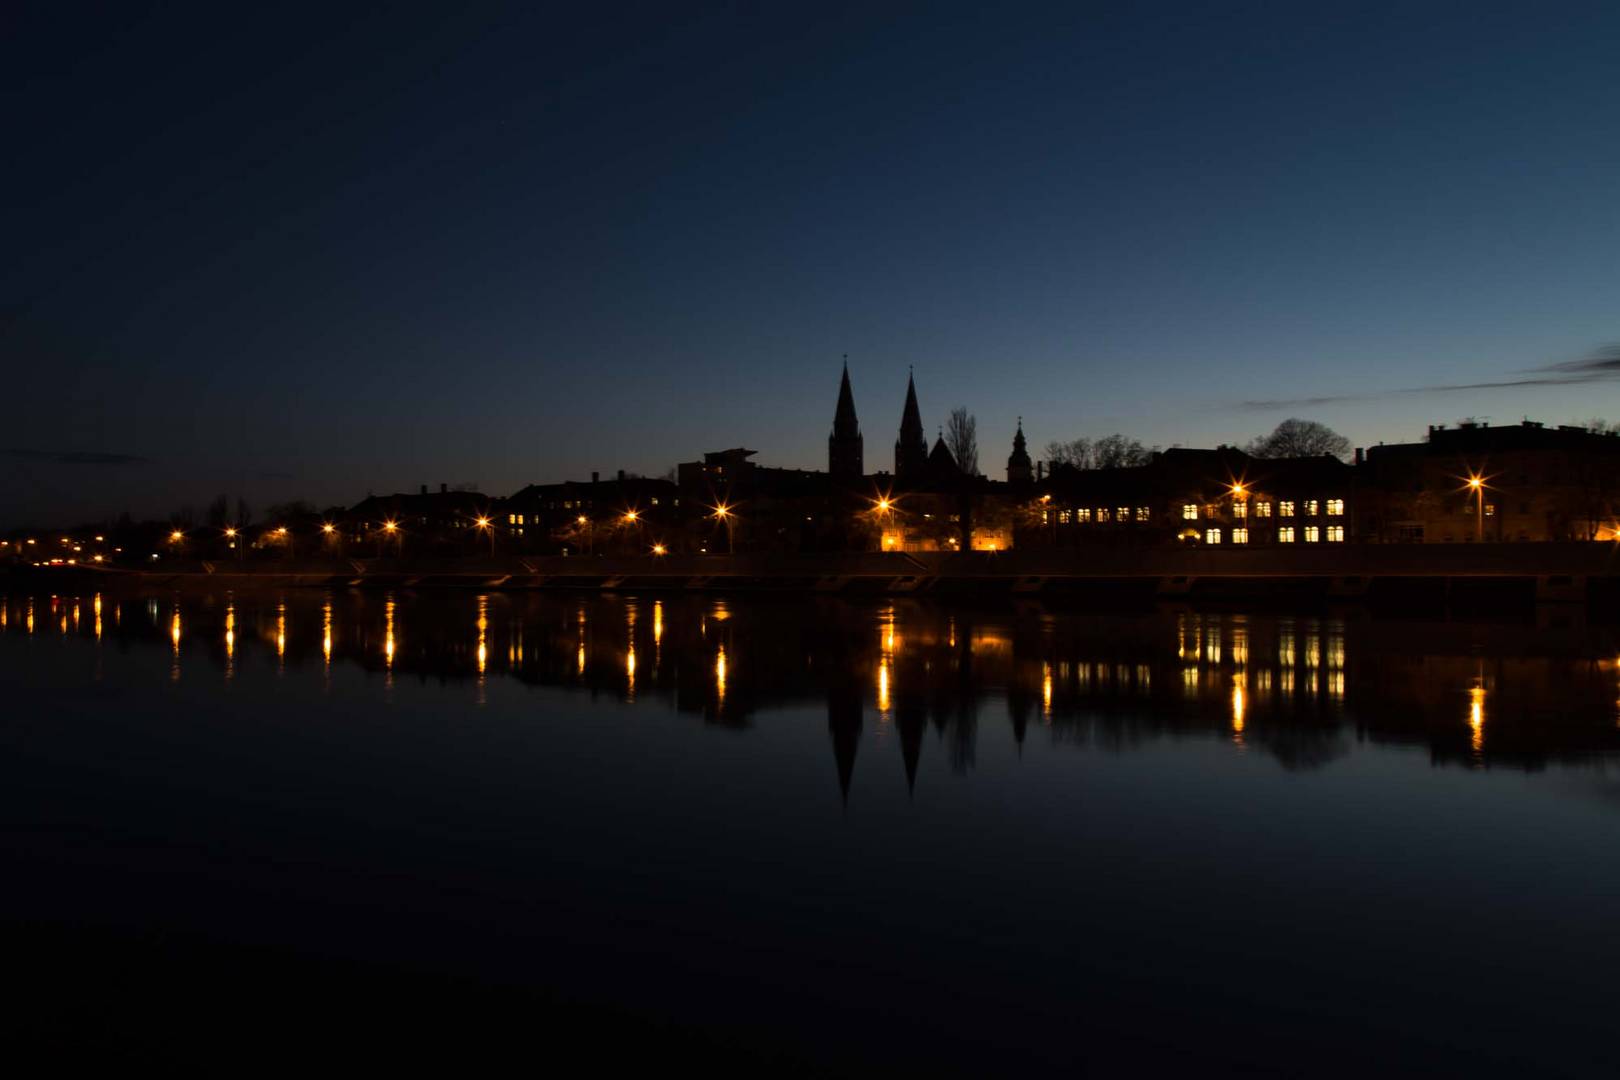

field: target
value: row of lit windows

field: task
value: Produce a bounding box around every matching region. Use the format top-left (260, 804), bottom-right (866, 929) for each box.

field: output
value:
top-left (1205, 525), bottom-right (1345, 544)
top-left (1185, 498), bottom-right (1344, 520)
top-left (1052, 507), bottom-right (1152, 524)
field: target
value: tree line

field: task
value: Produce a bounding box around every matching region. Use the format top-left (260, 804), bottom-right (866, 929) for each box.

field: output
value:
top-left (1044, 418), bottom-right (1352, 471)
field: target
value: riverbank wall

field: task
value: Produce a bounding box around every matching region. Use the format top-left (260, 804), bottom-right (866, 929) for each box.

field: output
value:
top-left (11, 543), bottom-right (1620, 612)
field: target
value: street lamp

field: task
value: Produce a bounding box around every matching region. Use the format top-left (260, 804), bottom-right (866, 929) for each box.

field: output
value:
top-left (380, 519), bottom-right (400, 557)
top-left (1466, 475), bottom-right (1485, 542)
top-left (224, 526), bottom-right (242, 562)
top-left (577, 514), bottom-right (592, 555)
top-left (474, 515), bottom-right (495, 556)
top-left (652, 543), bottom-right (667, 557)
top-left (712, 504), bottom-right (734, 554)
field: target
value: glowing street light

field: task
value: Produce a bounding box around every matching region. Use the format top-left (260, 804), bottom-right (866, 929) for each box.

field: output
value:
top-left (712, 503), bottom-right (735, 554)
top-left (169, 529), bottom-right (184, 544)
top-left (651, 543), bottom-right (667, 556)
top-left (1465, 474), bottom-right (1486, 542)
top-left (378, 519), bottom-right (401, 558)
top-left (473, 515), bottom-right (496, 556)
top-left (623, 509), bottom-right (640, 523)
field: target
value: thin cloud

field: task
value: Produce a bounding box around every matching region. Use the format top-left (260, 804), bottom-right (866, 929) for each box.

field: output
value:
top-left (4, 448), bottom-right (150, 466)
top-left (1237, 344), bottom-right (1620, 411)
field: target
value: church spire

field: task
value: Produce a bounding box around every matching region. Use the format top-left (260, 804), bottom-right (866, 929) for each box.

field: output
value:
top-left (1007, 416), bottom-right (1033, 485)
top-left (828, 356), bottom-right (863, 479)
top-left (895, 368), bottom-right (928, 479)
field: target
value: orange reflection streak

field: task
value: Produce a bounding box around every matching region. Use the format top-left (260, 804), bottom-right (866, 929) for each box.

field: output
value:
top-left (715, 645), bottom-right (728, 707)
top-left (322, 599), bottom-right (332, 665)
top-left (384, 597), bottom-right (396, 668)
top-left (224, 602), bottom-right (236, 675)
top-left (276, 602), bottom-right (286, 665)
top-left (624, 604), bottom-right (636, 698)
top-left (93, 593), bottom-right (102, 641)
top-left (26, 599), bottom-right (34, 634)
top-left (1042, 661), bottom-right (1053, 719)
top-left (877, 657), bottom-right (891, 715)
top-left (476, 595), bottom-right (488, 675)
top-left (1469, 685), bottom-right (1486, 754)
top-left (1232, 678), bottom-right (1247, 741)
top-left (171, 608), bottom-right (182, 651)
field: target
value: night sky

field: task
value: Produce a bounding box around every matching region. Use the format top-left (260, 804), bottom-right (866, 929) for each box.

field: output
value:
top-left (6, 2), bottom-right (1620, 523)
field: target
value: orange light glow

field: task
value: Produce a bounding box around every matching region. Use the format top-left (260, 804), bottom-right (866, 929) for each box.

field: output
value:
top-left (169, 530), bottom-right (184, 543)
top-left (651, 543), bottom-right (666, 556)
top-left (322, 523), bottom-right (336, 535)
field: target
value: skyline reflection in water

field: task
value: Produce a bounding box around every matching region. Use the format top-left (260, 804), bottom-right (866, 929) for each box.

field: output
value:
top-left (4, 586), bottom-right (1620, 1073)
top-left (5, 587), bottom-right (1620, 785)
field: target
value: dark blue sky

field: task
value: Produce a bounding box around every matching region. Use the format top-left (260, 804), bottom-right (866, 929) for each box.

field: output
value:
top-left (6, 2), bottom-right (1619, 522)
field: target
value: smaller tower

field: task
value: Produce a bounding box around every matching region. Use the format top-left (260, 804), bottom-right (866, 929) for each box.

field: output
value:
top-left (828, 357), bottom-right (864, 479)
top-left (1007, 417), bottom-right (1033, 485)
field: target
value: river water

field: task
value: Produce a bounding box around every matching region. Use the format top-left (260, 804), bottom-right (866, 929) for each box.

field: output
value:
top-left (3, 587), bottom-right (1618, 1073)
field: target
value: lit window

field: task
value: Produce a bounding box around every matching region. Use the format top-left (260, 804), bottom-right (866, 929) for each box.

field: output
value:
top-left (1255, 501), bottom-right (1272, 518)
top-left (1116, 507), bottom-right (1129, 522)
top-left (1058, 510), bottom-right (1072, 524)
top-left (516, 514), bottom-right (525, 525)
top-left (1041, 510), bottom-right (1050, 524)
top-left (1326, 525), bottom-right (1344, 542)
top-left (564, 500), bottom-right (573, 509)
top-left (1183, 504), bottom-right (1198, 520)
top-left (1232, 527), bottom-right (1249, 544)
top-left (507, 514), bottom-right (516, 524)
top-left (1205, 528), bottom-right (1222, 544)
top-left (1233, 501), bottom-right (1247, 518)
top-left (1484, 504), bottom-right (1495, 517)
top-left (1326, 499), bottom-right (1344, 516)
top-left (1279, 501), bottom-right (1296, 517)
top-left (1279, 527), bottom-right (1296, 543)
top-left (1076, 508), bottom-right (1092, 523)
top-left (1135, 507), bottom-right (1150, 522)
top-left (1098, 508), bottom-right (1111, 523)
top-left (1304, 526), bottom-right (1320, 542)
top-left (651, 497), bottom-right (659, 505)
top-left (1305, 499), bottom-right (1320, 516)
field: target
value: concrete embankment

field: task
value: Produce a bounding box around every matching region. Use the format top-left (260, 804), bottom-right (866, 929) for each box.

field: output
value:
top-left (11, 543), bottom-right (1620, 611)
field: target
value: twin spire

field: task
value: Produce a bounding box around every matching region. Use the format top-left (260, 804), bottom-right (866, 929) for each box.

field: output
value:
top-left (827, 362), bottom-right (1025, 482)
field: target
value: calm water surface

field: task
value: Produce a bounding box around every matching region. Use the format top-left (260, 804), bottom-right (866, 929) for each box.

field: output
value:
top-left (3, 587), bottom-right (1619, 1073)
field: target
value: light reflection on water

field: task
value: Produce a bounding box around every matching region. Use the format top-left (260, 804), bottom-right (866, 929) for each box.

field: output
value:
top-left (5, 586), bottom-right (1620, 1071)
top-left (6, 587), bottom-right (1620, 779)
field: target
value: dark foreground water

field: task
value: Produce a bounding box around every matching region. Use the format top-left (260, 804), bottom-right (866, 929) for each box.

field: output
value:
top-left (3, 587), bottom-right (1619, 1073)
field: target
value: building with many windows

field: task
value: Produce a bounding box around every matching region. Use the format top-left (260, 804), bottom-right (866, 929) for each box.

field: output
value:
top-left (1020, 447), bottom-right (1353, 548)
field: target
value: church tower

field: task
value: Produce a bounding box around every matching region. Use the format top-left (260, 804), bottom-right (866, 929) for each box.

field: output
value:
top-left (1007, 417), bottom-right (1033, 485)
top-left (828, 359), bottom-right (863, 479)
top-left (894, 370), bottom-right (928, 480)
